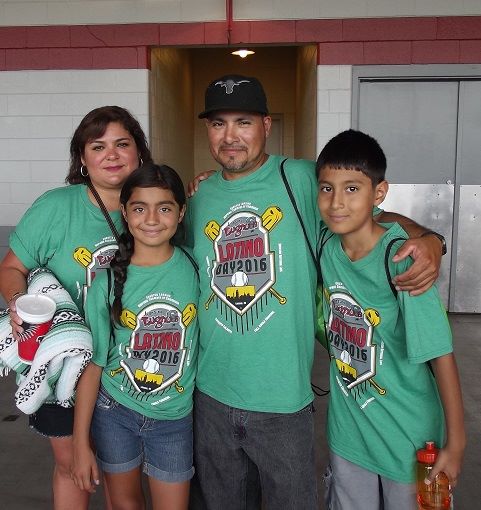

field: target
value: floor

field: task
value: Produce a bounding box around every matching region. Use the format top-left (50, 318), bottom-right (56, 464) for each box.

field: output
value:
top-left (1, 313), bottom-right (479, 508)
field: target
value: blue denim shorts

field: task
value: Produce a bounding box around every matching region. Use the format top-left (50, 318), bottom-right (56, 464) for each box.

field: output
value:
top-left (91, 386), bottom-right (194, 483)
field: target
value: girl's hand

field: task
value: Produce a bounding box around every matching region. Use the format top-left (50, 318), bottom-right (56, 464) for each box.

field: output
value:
top-left (187, 170), bottom-right (216, 197)
top-left (426, 445), bottom-right (464, 489)
top-left (71, 444), bottom-right (100, 493)
top-left (391, 235), bottom-right (442, 295)
top-left (8, 294), bottom-right (25, 340)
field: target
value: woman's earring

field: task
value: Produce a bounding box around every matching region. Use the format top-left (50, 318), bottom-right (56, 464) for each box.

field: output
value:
top-left (80, 165), bottom-right (89, 177)
top-left (139, 157), bottom-right (144, 167)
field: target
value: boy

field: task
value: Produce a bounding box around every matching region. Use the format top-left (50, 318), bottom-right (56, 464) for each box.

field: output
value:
top-left (316, 129), bottom-right (465, 510)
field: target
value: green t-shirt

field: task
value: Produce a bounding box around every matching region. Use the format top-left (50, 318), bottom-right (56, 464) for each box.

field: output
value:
top-left (320, 223), bottom-right (452, 483)
top-left (10, 185), bottom-right (122, 313)
top-left (185, 155), bottom-right (320, 413)
top-left (85, 247), bottom-right (199, 420)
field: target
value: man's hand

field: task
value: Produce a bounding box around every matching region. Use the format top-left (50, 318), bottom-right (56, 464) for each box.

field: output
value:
top-left (392, 235), bottom-right (443, 295)
top-left (187, 170), bottom-right (216, 197)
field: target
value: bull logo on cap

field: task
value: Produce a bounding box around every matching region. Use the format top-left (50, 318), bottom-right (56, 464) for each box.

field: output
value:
top-left (214, 79), bottom-right (249, 94)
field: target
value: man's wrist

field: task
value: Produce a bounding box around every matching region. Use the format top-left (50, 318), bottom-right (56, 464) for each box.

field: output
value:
top-left (421, 230), bottom-right (447, 256)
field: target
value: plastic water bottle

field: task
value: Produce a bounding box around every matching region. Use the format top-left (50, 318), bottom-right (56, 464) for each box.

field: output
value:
top-left (416, 441), bottom-right (451, 510)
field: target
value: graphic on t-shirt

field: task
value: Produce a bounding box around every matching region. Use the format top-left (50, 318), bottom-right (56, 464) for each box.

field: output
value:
top-left (73, 244), bottom-right (117, 304)
top-left (327, 292), bottom-right (385, 397)
top-left (111, 302), bottom-right (196, 395)
top-left (204, 207), bottom-right (286, 322)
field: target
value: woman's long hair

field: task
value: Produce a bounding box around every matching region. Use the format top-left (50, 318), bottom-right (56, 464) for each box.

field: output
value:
top-left (110, 162), bottom-right (186, 325)
top-left (66, 105), bottom-right (152, 185)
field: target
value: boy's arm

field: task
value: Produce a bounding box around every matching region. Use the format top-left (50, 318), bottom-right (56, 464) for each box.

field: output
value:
top-left (71, 362), bottom-right (103, 493)
top-left (428, 353), bottom-right (465, 488)
top-left (375, 211), bottom-right (443, 296)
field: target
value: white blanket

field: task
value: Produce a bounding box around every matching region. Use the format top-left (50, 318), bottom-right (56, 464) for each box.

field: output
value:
top-left (0, 268), bottom-right (92, 414)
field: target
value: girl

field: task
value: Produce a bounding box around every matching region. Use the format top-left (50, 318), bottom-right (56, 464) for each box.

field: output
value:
top-left (71, 163), bottom-right (199, 510)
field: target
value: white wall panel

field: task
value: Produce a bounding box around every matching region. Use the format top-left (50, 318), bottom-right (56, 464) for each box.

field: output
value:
top-left (366, 0), bottom-right (417, 17)
top-left (11, 182), bottom-right (55, 204)
top-left (7, 96), bottom-right (51, 116)
top-left (3, 2), bottom-right (48, 25)
top-left (236, 0), bottom-right (481, 20)
top-left (0, 69), bottom-right (150, 226)
top-left (0, 0), bottom-right (225, 26)
top-left (0, 183), bottom-right (11, 201)
top-left (0, 162), bottom-right (30, 182)
top-left (0, 205), bottom-right (28, 226)
top-left (31, 161), bottom-right (70, 182)
top-left (1, 0), bottom-right (480, 25)
top-left (317, 65), bottom-right (352, 153)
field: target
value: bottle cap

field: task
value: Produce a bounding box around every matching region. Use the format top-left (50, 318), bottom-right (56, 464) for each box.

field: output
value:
top-left (416, 441), bottom-right (439, 464)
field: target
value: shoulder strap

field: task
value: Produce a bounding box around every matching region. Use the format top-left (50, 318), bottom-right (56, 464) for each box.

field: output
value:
top-left (384, 237), bottom-right (407, 297)
top-left (178, 246), bottom-right (199, 277)
top-left (87, 181), bottom-right (121, 243)
top-left (384, 236), bottom-right (435, 377)
top-left (106, 268), bottom-right (116, 342)
top-left (280, 158), bottom-right (320, 280)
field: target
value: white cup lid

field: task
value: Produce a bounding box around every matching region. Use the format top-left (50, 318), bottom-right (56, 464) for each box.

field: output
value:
top-left (16, 294), bottom-right (56, 323)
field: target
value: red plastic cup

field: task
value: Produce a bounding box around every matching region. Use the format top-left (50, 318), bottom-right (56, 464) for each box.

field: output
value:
top-left (16, 294), bottom-right (56, 364)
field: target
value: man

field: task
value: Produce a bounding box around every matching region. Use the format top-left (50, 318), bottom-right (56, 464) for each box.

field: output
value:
top-left (186, 74), bottom-right (444, 509)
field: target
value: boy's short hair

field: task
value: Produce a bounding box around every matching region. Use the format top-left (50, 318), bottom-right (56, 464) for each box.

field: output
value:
top-left (316, 129), bottom-right (387, 185)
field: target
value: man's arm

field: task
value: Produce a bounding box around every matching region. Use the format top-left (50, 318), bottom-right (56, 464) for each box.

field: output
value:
top-left (187, 170), bottom-right (216, 197)
top-left (375, 211), bottom-right (444, 296)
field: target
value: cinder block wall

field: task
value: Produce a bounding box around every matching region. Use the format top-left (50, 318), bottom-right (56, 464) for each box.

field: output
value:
top-left (0, 69), bottom-right (150, 226)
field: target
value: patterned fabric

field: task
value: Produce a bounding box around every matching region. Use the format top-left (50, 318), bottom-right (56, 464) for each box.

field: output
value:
top-left (0, 268), bottom-right (92, 414)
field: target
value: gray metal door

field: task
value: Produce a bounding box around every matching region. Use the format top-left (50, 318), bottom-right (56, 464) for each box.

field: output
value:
top-left (356, 77), bottom-right (481, 312)
top-left (453, 81), bottom-right (481, 312)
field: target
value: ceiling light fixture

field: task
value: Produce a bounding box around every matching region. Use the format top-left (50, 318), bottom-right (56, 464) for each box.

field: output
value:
top-left (231, 49), bottom-right (255, 58)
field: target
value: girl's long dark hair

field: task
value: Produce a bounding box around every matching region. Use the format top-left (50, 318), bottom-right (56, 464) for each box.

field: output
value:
top-left (110, 162), bottom-right (186, 325)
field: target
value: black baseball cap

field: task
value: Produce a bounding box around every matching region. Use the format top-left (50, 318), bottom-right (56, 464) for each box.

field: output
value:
top-left (198, 74), bottom-right (269, 119)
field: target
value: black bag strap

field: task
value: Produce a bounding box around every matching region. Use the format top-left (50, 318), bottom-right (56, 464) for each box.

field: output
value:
top-left (280, 158), bottom-right (326, 289)
top-left (178, 246), bottom-right (199, 277)
top-left (87, 181), bottom-right (121, 243)
top-left (384, 237), bottom-right (407, 297)
top-left (280, 158), bottom-right (318, 269)
top-left (106, 268), bottom-right (116, 343)
top-left (384, 235), bottom-right (435, 376)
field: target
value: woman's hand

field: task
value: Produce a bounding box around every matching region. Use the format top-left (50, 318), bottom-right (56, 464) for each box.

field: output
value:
top-left (7, 294), bottom-right (25, 340)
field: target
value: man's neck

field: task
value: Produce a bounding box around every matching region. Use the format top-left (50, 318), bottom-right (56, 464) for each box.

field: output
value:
top-left (222, 153), bottom-right (269, 181)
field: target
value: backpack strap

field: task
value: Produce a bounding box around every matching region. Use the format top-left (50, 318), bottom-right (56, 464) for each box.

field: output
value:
top-left (384, 235), bottom-right (436, 377)
top-left (279, 158), bottom-right (321, 282)
top-left (384, 237), bottom-right (408, 297)
top-left (178, 246), bottom-right (199, 277)
top-left (106, 268), bottom-right (116, 344)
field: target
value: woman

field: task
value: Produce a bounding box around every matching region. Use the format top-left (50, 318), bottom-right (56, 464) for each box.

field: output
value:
top-left (0, 105), bottom-right (152, 510)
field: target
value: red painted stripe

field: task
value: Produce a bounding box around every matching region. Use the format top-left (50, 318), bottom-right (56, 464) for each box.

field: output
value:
top-left (0, 16), bottom-right (480, 70)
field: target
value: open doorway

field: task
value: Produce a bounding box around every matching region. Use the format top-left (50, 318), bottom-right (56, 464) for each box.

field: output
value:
top-left (148, 45), bottom-right (317, 185)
